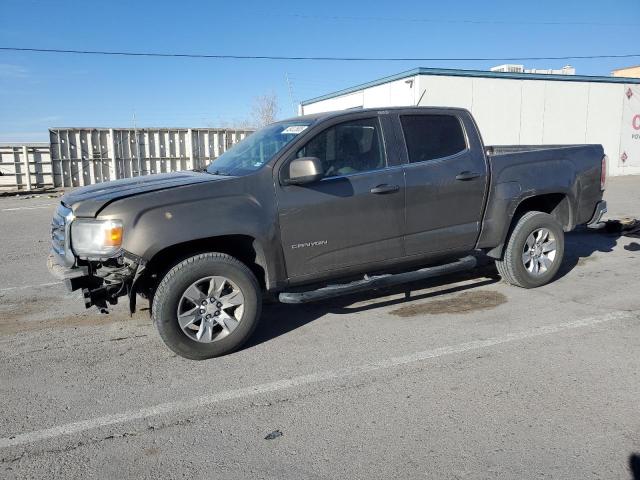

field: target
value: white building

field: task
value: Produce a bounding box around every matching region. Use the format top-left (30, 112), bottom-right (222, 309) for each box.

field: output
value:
top-left (491, 64), bottom-right (575, 75)
top-left (300, 67), bottom-right (640, 176)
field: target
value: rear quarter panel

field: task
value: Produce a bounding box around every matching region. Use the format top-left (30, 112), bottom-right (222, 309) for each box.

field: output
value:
top-left (477, 144), bottom-right (604, 250)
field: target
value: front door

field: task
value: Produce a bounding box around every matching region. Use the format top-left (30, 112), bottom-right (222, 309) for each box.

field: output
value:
top-left (276, 116), bottom-right (405, 279)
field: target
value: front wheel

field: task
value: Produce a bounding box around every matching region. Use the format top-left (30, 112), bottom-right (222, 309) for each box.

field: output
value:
top-left (495, 211), bottom-right (565, 288)
top-left (152, 253), bottom-right (261, 360)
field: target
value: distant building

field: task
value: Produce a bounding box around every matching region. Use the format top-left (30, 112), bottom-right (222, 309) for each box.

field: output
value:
top-left (611, 65), bottom-right (640, 78)
top-left (299, 67), bottom-right (640, 176)
top-left (490, 64), bottom-right (575, 75)
top-left (490, 64), bottom-right (526, 73)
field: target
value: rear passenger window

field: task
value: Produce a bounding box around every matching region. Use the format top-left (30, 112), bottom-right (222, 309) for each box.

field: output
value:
top-left (400, 115), bottom-right (467, 163)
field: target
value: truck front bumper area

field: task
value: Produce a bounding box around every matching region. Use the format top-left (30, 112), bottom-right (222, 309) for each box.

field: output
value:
top-left (47, 253), bottom-right (87, 281)
top-left (47, 253), bottom-right (140, 313)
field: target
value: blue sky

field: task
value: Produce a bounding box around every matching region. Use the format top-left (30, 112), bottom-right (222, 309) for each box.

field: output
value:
top-left (1, 0), bottom-right (639, 142)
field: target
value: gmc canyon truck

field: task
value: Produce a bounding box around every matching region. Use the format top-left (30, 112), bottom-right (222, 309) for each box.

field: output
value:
top-left (48, 107), bottom-right (607, 360)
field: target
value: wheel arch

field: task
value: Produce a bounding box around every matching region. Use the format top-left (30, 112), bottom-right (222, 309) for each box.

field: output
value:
top-left (512, 193), bottom-right (572, 230)
top-left (486, 192), bottom-right (571, 259)
top-left (135, 234), bottom-right (270, 300)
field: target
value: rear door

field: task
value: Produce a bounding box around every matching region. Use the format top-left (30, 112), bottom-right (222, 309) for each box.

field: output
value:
top-left (397, 111), bottom-right (488, 256)
top-left (275, 115), bottom-right (405, 279)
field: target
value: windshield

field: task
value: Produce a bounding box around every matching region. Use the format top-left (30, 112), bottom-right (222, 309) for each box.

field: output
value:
top-left (207, 121), bottom-right (313, 176)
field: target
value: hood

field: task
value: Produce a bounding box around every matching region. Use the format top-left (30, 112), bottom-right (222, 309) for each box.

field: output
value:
top-left (62, 171), bottom-right (228, 217)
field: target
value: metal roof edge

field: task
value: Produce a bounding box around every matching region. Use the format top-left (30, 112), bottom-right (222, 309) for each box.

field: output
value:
top-left (0, 142), bottom-right (49, 147)
top-left (414, 67), bottom-right (640, 83)
top-left (301, 67), bottom-right (640, 105)
top-left (300, 68), bottom-right (422, 105)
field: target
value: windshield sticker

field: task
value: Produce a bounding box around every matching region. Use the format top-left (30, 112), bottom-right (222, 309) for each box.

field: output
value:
top-left (281, 125), bottom-right (308, 135)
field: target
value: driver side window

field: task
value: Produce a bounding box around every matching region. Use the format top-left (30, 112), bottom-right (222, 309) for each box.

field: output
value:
top-left (296, 118), bottom-right (386, 178)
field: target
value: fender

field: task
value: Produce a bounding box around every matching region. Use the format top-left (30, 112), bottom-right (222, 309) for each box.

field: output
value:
top-left (98, 174), bottom-right (286, 291)
top-left (477, 155), bottom-right (577, 254)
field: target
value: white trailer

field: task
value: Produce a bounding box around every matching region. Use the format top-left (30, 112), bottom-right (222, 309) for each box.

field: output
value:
top-left (0, 128), bottom-right (253, 191)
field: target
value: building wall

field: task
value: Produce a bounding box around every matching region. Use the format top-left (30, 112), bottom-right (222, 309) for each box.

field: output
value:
top-left (301, 74), bottom-right (639, 176)
top-left (612, 66), bottom-right (640, 78)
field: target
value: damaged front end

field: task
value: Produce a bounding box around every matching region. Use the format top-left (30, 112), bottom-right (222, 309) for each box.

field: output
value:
top-left (48, 203), bottom-right (145, 314)
top-left (69, 257), bottom-right (142, 314)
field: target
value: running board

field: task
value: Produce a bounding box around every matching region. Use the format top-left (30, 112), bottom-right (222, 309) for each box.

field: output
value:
top-left (278, 255), bottom-right (477, 304)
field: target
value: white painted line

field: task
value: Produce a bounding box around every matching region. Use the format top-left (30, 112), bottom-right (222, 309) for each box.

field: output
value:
top-left (0, 205), bottom-right (55, 212)
top-left (0, 281), bottom-right (63, 292)
top-left (0, 310), bottom-right (634, 450)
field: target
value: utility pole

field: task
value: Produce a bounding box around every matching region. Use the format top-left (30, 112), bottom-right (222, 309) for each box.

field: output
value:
top-left (132, 109), bottom-right (142, 176)
top-left (285, 72), bottom-right (297, 115)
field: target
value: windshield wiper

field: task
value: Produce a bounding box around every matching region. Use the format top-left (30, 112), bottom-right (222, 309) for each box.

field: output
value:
top-left (192, 167), bottom-right (231, 176)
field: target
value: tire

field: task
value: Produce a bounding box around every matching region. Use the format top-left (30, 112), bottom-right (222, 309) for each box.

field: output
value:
top-left (495, 211), bottom-right (565, 289)
top-left (152, 253), bottom-right (262, 360)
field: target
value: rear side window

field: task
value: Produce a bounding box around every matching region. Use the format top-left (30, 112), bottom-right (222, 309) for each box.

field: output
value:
top-left (400, 114), bottom-right (467, 163)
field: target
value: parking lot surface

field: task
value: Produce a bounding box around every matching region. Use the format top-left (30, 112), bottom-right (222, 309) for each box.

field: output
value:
top-left (1, 177), bottom-right (639, 479)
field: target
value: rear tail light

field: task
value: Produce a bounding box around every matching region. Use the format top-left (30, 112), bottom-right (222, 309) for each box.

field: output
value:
top-left (600, 155), bottom-right (608, 191)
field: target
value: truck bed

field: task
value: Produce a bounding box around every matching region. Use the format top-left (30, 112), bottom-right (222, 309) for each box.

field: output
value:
top-left (476, 143), bottom-right (605, 252)
top-left (485, 144), bottom-right (590, 156)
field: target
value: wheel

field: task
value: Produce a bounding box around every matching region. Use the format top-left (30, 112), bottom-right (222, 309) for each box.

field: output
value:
top-left (495, 211), bottom-right (564, 288)
top-left (152, 253), bottom-right (261, 360)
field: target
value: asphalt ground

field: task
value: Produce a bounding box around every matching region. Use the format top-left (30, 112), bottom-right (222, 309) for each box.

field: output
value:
top-left (0, 177), bottom-right (639, 479)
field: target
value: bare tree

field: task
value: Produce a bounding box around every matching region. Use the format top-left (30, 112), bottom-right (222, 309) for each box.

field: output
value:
top-left (250, 92), bottom-right (279, 127)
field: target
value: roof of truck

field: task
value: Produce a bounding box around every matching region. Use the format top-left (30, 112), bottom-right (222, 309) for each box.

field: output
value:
top-left (301, 66), bottom-right (640, 106)
top-left (282, 106), bottom-right (470, 124)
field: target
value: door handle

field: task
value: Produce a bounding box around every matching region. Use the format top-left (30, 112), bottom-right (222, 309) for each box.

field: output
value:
top-left (370, 184), bottom-right (400, 194)
top-left (455, 171), bottom-right (481, 181)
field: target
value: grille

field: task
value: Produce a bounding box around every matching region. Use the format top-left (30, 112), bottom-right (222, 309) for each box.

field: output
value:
top-left (51, 204), bottom-right (75, 266)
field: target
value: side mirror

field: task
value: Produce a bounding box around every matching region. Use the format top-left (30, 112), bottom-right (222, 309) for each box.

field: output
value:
top-left (285, 157), bottom-right (324, 185)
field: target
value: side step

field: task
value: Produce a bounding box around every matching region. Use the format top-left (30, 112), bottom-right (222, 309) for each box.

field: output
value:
top-left (278, 255), bottom-right (477, 304)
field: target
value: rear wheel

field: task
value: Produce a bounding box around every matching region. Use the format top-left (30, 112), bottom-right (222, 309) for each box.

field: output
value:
top-left (495, 211), bottom-right (564, 288)
top-left (152, 253), bottom-right (261, 360)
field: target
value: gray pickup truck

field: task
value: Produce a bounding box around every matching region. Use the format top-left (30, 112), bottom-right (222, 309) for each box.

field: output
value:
top-left (48, 107), bottom-right (607, 359)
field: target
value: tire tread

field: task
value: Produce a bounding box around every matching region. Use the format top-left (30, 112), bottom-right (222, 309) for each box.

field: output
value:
top-left (152, 252), bottom-right (260, 360)
top-left (495, 211), bottom-right (562, 288)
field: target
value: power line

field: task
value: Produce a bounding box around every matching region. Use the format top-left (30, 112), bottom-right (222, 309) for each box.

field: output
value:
top-left (279, 13), bottom-right (640, 27)
top-left (1, 47), bottom-right (639, 62)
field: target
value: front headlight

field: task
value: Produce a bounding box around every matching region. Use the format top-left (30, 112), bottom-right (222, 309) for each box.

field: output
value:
top-left (71, 219), bottom-right (123, 259)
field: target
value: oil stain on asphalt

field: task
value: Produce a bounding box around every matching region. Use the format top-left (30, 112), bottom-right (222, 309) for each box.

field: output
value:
top-left (389, 290), bottom-right (507, 317)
